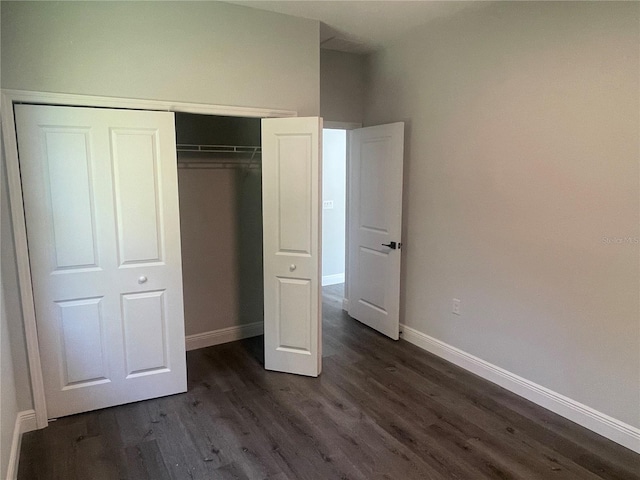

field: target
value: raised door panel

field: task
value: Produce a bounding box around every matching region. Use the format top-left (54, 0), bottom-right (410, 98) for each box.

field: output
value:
top-left (111, 129), bottom-right (163, 266)
top-left (44, 128), bottom-right (99, 271)
top-left (359, 139), bottom-right (390, 234)
top-left (276, 135), bottom-right (312, 255)
top-left (357, 247), bottom-right (388, 315)
top-left (56, 297), bottom-right (109, 388)
top-left (122, 290), bottom-right (168, 377)
top-left (276, 278), bottom-right (311, 353)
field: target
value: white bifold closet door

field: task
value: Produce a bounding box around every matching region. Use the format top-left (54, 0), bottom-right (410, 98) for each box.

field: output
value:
top-left (262, 117), bottom-right (323, 377)
top-left (15, 104), bottom-right (187, 419)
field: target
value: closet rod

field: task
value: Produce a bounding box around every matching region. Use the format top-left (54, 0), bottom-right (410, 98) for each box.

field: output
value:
top-left (177, 163), bottom-right (261, 170)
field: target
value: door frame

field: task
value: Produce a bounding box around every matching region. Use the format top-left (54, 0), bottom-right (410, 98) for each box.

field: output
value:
top-left (1, 89), bottom-right (296, 429)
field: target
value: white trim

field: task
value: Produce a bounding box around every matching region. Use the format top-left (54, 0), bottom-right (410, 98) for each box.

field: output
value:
top-left (400, 324), bottom-right (640, 454)
top-left (1, 89), bottom-right (296, 430)
top-left (186, 322), bottom-right (264, 351)
top-left (324, 121), bottom-right (362, 130)
top-left (1, 93), bottom-right (49, 429)
top-left (6, 410), bottom-right (37, 480)
top-left (322, 273), bottom-right (345, 286)
top-left (342, 298), bottom-right (349, 311)
top-left (1, 89), bottom-right (297, 118)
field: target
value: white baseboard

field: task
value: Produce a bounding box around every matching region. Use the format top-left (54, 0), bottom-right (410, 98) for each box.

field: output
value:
top-left (322, 273), bottom-right (345, 286)
top-left (6, 410), bottom-right (37, 480)
top-left (342, 298), bottom-right (349, 311)
top-left (400, 324), bottom-right (640, 454)
top-left (185, 322), bottom-right (263, 351)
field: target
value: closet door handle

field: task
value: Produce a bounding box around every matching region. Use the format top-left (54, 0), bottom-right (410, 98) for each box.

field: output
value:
top-left (289, 264), bottom-right (297, 272)
top-left (138, 275), bottom-right (148, 284)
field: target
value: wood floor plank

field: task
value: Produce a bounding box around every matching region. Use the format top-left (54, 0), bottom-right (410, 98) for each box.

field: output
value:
top-left (350, 354), bottom-right (604, 480)
top-left (323, 355), bottom-right (496, 480)
top-left (123, 439), bottom-right (173, 480)
top-left (17, 284), bottom-right (640, 480)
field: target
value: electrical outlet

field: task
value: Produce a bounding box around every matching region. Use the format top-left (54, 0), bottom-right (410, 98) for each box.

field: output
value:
top-left (452, 298), bottom-right (461, 315)
top-left (323, 200), bottom-right (334, 209)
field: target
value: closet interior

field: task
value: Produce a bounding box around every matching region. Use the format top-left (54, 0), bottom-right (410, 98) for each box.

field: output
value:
top-left (175, 113), bottom-right (264, 342)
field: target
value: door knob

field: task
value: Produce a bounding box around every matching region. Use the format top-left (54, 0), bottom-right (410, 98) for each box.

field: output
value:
top-left (138, 275), bottom-right (148, 284)
top-left (381, 241), bottom-right (397, 250)
top-left (289, 264), bottom-right (297, 272)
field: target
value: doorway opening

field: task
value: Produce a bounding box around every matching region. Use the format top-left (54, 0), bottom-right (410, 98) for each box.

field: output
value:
top-left (321, 128), bottom-right (347, 304)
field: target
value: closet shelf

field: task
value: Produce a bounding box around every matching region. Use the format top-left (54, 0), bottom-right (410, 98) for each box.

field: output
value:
top-left (176, 144), bottom-right (262, 170)
top-left (176, 144), bottom-right (261, 155)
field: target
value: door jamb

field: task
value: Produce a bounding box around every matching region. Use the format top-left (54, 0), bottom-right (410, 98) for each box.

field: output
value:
top-left (1, 89), bottom-right (296, 429)
top-left (324, 121), bottom-right (361, 130)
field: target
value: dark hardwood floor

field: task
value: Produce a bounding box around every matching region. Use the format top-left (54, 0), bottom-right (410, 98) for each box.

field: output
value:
top-left (19, 284), bottom-right (640, 479)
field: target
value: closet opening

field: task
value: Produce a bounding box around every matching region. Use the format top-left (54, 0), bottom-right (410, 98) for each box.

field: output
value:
top-left (175, 113), bottom-right (264, 352)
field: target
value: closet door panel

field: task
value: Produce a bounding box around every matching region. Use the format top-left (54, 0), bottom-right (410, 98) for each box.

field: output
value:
top-left (16, 104), bottom-right (186, 420)
top-left (262, 117), bottom-right (322, 377)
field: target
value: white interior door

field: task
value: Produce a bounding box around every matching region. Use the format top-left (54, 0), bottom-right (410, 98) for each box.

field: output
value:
top-left (262, 117), bottom-right (322, 377)
top-left (15, 104), bottom-right (186, 419)
top-left (348, 123), bottom-right (404, 339)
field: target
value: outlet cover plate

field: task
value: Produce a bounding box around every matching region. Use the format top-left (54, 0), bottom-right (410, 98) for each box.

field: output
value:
top-left (452, 298), bottom-right (461, 315)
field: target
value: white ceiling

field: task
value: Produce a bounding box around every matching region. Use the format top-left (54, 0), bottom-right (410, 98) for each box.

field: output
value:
top-left (226, 1), bottom-right (486, 54)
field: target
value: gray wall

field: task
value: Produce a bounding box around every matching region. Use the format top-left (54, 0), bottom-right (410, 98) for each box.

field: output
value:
top-left (1, 1), bottom-right (319, 116)
top-left (322, 129), bottom-right (347, 283)
top-left (179, 167), bottom-right (240, 336)
top-left (320, 49), bottom-right (366, 123)
top-left (365, 1), bottom-right (639, 427)
top-left (176, 113), bottom-right (263, 336)
top-left (178, 165), bottom-right (263, 335)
